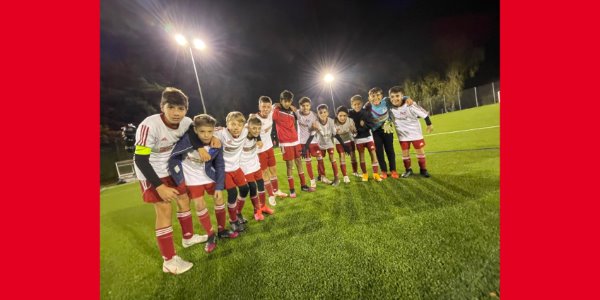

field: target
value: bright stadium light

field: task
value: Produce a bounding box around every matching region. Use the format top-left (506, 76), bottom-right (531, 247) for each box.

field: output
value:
top-left (175, 34), bottom-right (207, 114)
top-left (175, 34), bottom-right (188, 46)
top-left (324, 73), bottom-right (336, 116)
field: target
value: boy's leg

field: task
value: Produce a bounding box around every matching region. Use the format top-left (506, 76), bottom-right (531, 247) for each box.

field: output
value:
top-left (176, 194), bottom-right (208, 247)
top-left (294, 157), bottom-right (307, 188)
top-left (214, 192), bottom-right (238, 239)
top-left (257, 178), bottom-right (274, 214)
top-left (349, 142), bottom-right (358, 175)
top-left (383, 132), bottom-right (397, 177)
top-left (329, 151), bottom-right (340, 185)
top-left (372, 129), bottom-right (388, 175)
top-left (369, 147), bottom-right (382, 181)
top-left (193, 196), bottom-right (214, 237)
top-left (154, 202), bottom-right (176, 260)
top-left (415, 143), bottom-right (430, 177)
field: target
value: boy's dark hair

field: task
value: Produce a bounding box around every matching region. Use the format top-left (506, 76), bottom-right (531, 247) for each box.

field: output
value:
top-left (336, 106), bottom-right (349, 115)
top-left (247, 115), bottom-right (262, 126)
top-left (316, 104), bottom-right (329, 111)
top-left (350, 95), bottom-right (363, 104)
top-left (298, 96), bottom-right (311, 105)
top-left (388, 86), bottom-right (405, 95)
top-left (258, 95), bottom-right (272, 104)
top-left (368, 87), bottom-right (383, 95)
top-left (193, 114), bottom-right (217, 128)
top-left (161, 87), bottom-right (189, 109)
top-left (280, 90), bottom-right (294, 101)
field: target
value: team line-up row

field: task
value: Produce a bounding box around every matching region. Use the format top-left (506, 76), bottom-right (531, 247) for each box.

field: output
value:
top-left (132, 86), bottom-right (433, 274)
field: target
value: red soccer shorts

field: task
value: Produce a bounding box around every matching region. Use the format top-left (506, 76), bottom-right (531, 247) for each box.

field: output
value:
top-left (356, 141), bottom-right (375, 152)
top-left (335, 141), bottom-right (356, 155)
top-left (140, 176), bottom-right (187, 203)
top-left (225, 168), bottom-right (248, 189)
top-left (400, 139), bottom-right (426, 150)
top-left (244, 169), bottom-right (263, 183)
top-left (187, 182), bottom-right (216, 199)
top-left (281, 144), bottom-right (302, 161)
top-left (259, 147), bottom-right (277, 170)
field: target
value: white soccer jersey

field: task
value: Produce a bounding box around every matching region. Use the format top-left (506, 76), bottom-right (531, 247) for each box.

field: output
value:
top-left (134, 114), bottom-right (192, 180)
top-left (240, 138), bottom-right (261, 175)
top-left (390, 103), bottom-right (429, 141)
top-left (256, 111), bottom-right (274, 153)
top-left (296, 111), bottom-right (318, 144)
top-left (315, 118), bottom-right (336, 149)
top-left (213, 127), bottom-right (248, 172)
top-left (181, 145), bottom-right (215, 185)
top-left (333, 118), bottom-right (356, 144)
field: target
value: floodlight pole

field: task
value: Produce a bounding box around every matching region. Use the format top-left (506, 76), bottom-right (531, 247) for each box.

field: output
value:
top-left (328, 83), bottom-right (336, 117)
top-left (188, 47), bottom-right (207, 114)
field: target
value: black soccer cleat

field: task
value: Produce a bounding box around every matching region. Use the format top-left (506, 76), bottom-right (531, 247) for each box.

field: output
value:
top-left (217, 229), bottom-right (239, 239)
top-left (420, 169), bottom-right (430, 178)
top-left (331, 177), bottom-right (340, 186)
top-left (401, 168), bottom-right (413, 178)
top-left (230, 220), bottom-right (245, 233)
top-left (237, 213), bottom-right (248, 224)
top-left (204, 234), bottom-right (217, 253)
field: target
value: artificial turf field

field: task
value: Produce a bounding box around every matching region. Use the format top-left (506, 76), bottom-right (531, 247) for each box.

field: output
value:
top-left (101, 104), bottom-right (499, 299)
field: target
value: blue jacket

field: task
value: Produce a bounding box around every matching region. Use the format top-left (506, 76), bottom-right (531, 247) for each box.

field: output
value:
top-left (168, 134), bottom-right (225, 191)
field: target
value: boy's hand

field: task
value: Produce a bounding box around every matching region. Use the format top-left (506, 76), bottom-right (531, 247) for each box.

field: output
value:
top-left (257, 141), bottom-right (264, 149)
top-left (311, 121), bottom-right (319, 130)
top-left (301, 145), bottom-right (309, 159)
top-left (198, 148), bottom-right (211, 162)
top-left (209, 136), bottom-right (221, 148)
top-left (156, 184), bottom-right (179, 202)
top-left (290, 105), bottom-right (297, 112)
top-left (406, 98), bottom-right (414, 106)
top-left (426, 125), bottom-right (433, 133)
top-left (360, 120), bottom-right (365, 127)
top-left (383, 120), bottom-right (395, 134)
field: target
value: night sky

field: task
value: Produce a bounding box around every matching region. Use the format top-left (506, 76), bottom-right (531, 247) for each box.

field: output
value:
top-left (101, 0), bottom-right (499, 127)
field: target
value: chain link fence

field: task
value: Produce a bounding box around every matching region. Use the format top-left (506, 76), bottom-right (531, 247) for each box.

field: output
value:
top-left (418, 80), bottom-right (500, 115)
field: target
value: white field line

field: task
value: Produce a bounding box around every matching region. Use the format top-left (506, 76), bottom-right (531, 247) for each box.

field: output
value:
top-left (273, 125), bottom-right (500, 156)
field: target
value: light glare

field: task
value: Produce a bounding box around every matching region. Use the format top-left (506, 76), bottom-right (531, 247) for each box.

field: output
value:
top-left (193, 39), bottom-right (206, 50)
top-left (324, 74), bottom-right (334, 83)
top-left (175, 34), bottom-right (188, 46)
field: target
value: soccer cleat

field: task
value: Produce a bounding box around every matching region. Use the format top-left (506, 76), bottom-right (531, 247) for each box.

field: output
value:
top-left (261, 205), bottom-right (275, 215)
top-left (343, 176), bottom-right (350, 183)
top-left (391, 171), bottom-right (400, 179)
top-left (182, 234), bottom-right (208, 248)
top-left (217, 229), bottom-right (239, 239)
top-left (204, 234), bottom-right (217, 253)
top-left (331, 177), bottom-right (340, 186)
top-left (320, 176), bottom-right (333, 184)
top-left (373, 173), bottom-right (383, 182)
top-left (254, 210), bottom-right (265, 221)
top-left (268, 196), bottom-right (277, 206)
top-left (274, 190), bottom-right (288, 198)
top-left (162, 256), bottom-right (193, 275)
top-left (420, 169), bottom-right (431, 178)
top-left (362, 173), bottom-right (369, 182)
top-left (289, 192), bottom-right (297, 198)
top-left (230, 220), bottom-right (245, 233)
top-left (353, 172), bottom-right (361, 177)
top-left (237, 213), bottom-right (248, 224)
top-left (310, 178), bottom-right (317, 188)
top-left (380, 172), bottom-right (388, 179)
top-left (401, 168), bottom-right (413, 178)
top-left (301, 185), bottom-right (310, 192)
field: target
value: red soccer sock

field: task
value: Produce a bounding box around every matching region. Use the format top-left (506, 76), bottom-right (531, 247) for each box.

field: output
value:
top-left (317, 158), bottom-right (325, 176)
top-left (270, 177), bottom-right (280, 192)
top-left (156, 226), bottom-right (176, 260)
top-left (176, 210), bottom-right (194, 240)
top-left (287, 176), bottom-right (295, 191)
top-left (236, 196), bottom-right (246, 214)
top-left (340, 162), bottom-right (347, 176)
top-left (258, 191), bottom-right (266, 207)
top-left (215, 204), bottom-right (227, 231)
top-left (372, 163), bottom-right (379, 174)
top-left (360, 162), bottom-right (367, 173)
top-left (305, 160), bottom-right (314, 179)
top-left (351, 160), bottom-right (358, 173)
top-left (250, 196), bottom-right (261, 212)
top-left (299, 172), bottom-right (307, 186)
top-left (332, 161), bottom-right (339, 177)
top-left (228, 202), bottom-right (238, 222)
top-left (265, 181), bottom-right (274, 197)
top-left (403, 156), bottom-right (411, 169)
top-left (197, 208), bottom-right (214, 236)
top-left (417, 154), bottom-right (427, 170)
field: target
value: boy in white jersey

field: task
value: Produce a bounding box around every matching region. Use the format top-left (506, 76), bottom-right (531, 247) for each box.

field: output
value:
top-left (334, 106), bottom-right (357, 183)
top-left (348, 95), bottom-right (383, 182)
top-left (388, 86), bottom-right (433, 178)
top-left (134, 87), bottom-right (215, 274)
top-left (254, 96), bottom-right (287, 206)
top-left (303, 104), bottom-right (350, 186)
top-left (212, 112), bottom-right (253, 233)
top-left (169, 114), bottom-right (240, 254)
top-left (238, 115), bottom-right (276, 221)
top-left (295, 97), bottom-right (320, 189)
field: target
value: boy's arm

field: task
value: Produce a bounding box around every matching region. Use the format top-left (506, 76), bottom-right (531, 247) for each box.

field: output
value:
top-left (301, 134), bottom-right (315, 158)
top-left (410, 104), bottom-right (433, 133)
top-left (213, 148), bottom-right (226, 191)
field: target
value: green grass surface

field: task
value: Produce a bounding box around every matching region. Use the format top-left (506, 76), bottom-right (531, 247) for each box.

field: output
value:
top-left (101, 104), bottom-right (499, 299)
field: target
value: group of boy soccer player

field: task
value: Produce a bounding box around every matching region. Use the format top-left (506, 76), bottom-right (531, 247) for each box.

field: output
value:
top-left (133, 85), bottom-right (433, 274)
